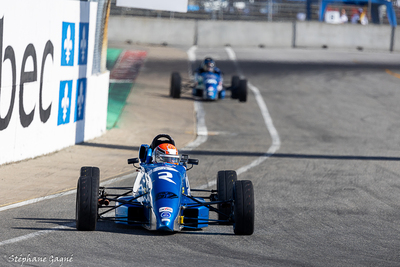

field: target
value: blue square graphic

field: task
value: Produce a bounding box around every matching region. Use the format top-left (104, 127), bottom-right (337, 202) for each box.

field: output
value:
top-left (78, 23), bottom-right (89, 65)
top-left (58, 80), bottom-right (73, 125)
top-left (61, 22), bottom-right (75, 66)
top-left (75, 78), bottom-right (86, 122)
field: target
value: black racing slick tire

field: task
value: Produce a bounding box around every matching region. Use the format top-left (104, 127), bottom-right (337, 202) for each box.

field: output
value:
top-left (217, 170), bottom-right (237, 223)
top-left (76, 166), bottom-right (100, 231)
top-left (233, 180), bottom-right (254, 235)
top-left (230, 75), bottom-right (240, 99)
top-left (238, 79), bottom-right (247, 103)
top-left (170, 72), bottom-right (181, 99)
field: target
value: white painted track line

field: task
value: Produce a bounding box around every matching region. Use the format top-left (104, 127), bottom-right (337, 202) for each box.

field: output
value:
top-left (236, 82), bottom-right (281, 175)
top-left (195, 47), bottom-right (280, 189)
top-left (0, 173), bottom-right (135, 247)
top-left (0, 223), bottom-right (75, 247)
top-left (224, 46), bottom-right (281, 175)
top-left (183, 45), bottom-right (209, 151)
top-left (183, 101), bottom-right (208, 151)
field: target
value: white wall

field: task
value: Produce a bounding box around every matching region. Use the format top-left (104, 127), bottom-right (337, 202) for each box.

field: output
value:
top-left (0, 0), bottom-right (109, 165)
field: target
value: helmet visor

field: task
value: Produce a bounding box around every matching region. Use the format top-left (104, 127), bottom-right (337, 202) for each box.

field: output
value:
top-left (155, 154), bottom-right (180, 164)
top-left (205, 62), bottom-right (215, 72)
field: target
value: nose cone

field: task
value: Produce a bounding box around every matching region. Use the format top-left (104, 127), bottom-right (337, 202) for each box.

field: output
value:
top-left (157, 219), bottom-right (175, 232)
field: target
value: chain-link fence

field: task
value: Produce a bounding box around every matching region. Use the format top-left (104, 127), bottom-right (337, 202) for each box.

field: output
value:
top-left (110, 0), bottom-right (399, 25)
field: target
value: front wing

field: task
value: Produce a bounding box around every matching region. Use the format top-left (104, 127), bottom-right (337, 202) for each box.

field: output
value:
top-left (97, 187), bottom-right (234, 230)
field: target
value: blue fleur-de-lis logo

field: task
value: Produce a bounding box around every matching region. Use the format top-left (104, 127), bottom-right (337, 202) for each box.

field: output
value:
top-left (61, 22), bottom-right (75, 66)
top-left (75, 78), bottom-right (86, 122)
top-left (58, 80), bottom-right (73, 125)
top-left (78, 23), bottom-right (89, 65)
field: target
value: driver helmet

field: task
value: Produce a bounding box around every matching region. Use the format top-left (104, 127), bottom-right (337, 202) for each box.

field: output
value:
top-left (201, 57), bottom-right (215, 72)
top-left (153, 143), bottom-right (179, 164)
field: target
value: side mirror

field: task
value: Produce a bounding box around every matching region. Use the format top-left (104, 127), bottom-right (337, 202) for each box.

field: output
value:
top-left (146, 148), bottom-right (153, 164)
top-left (139, 144), bottom-right (149, 163)
top-left (187, 158), bottom-right (199, 165)
top-left (127, 158), bottom-right (139, 165)
top-left (180, 154), bottom-right (189, 163)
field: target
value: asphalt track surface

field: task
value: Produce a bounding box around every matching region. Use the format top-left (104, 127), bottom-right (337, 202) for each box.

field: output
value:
top-left (2, 46), bottom-right (400, 266)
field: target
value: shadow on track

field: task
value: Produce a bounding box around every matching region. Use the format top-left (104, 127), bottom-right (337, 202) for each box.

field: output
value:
top-left (11, 217), bottom-right (233, 236)
top-left (76, 142), bottom-right (400, 162)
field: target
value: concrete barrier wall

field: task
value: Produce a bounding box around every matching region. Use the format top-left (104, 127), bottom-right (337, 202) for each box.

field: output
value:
top-left (295, 22), bottom-right (393, 51)
top-left (108, 16), bottom-right (196, 46)
top-left (0, 0), bottom-right (109, 165)
top-left (197, 20), bottom-right (293, 48)
top-left (109, 16), bottom-right (397, 52)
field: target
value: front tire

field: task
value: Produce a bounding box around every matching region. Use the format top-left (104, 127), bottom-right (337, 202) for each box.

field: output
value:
top-left (233, 180), bottom-right (254, 235)
top-left (231, 75), bottom-right (240, 99)
top-left (217, 170), bottom-right (237, 223)
top-left (238, 79), bottom-right (247, 103)
top-left (76, 166), bottom-right (100, 231)
top-left (170, 72), bottom-right (181, 99)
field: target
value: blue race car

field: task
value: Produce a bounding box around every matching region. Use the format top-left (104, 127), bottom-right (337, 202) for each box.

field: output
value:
top-left (76, 134), bottom-right (254, 235)
top-left (170, 57), bottom-right (247, 102)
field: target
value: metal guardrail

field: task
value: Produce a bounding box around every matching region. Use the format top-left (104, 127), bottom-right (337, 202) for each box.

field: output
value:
top-left (110, 0), bottom-right (399, 25)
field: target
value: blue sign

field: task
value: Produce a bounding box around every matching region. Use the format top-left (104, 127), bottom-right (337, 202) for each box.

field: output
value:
top-left (58, 80), bottom-right (73, 125)
top-left (75, 78), bottom-right (86, 122)
top-left (61, 22), bottom-right (75, 66)
top-left (78, 23), bottom-right (89, 65)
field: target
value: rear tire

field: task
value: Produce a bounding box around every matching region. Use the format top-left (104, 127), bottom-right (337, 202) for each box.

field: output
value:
top-left (231, 75), bottom-right (240, 99)
top-left (170, 72), bottom-right (181, 99)
top-left (217, 170), bottom-right (237, 223)
top-left (76, 166), bottom-right (100, 231)
top-left (238, 79), bottom-right (247, 103)
top-left (233, 180), bottom-right (254, 235)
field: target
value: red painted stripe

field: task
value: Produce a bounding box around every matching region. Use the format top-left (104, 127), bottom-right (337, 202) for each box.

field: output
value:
top-left (110, 50), bottom-right (147, 80)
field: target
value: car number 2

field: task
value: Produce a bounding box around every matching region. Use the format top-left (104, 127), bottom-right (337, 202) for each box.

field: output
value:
top-left (158, 172), bottom-right (176, 184)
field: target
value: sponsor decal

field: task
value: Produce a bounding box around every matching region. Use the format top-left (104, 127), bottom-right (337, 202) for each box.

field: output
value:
top-left (161, 212), bottom-right (171, 218)
top-left (156, 192), bottom-right (178, 201)
top-left (74, 78), bottom-right (86, 122)
top-left (57, 80), bottom-right (73, 125)
top-left (0, 17), bottom-right (54, 130)
top-left (61, 22), bottom-right (75, 66)
top-left (78, 23), bottom-right (88, 65)
top-left (161, 219), bottom-right (170, 222)
top-left (159, 207), bottom-right (173, 213)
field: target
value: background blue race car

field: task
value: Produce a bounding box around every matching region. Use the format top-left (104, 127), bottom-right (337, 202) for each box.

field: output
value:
top-left (76, 134), bottom-right (255, 235)
top-left (170, 71), bottom-right (247, 102)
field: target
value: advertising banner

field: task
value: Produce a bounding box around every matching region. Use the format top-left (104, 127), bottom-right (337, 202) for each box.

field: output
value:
top-left (116, 0), bottom-right (188, 13)
top-left (0, 0), bottom-right (104, 165)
